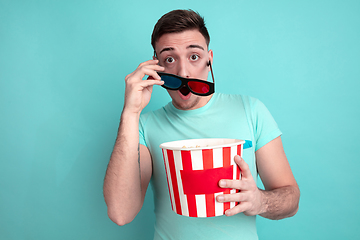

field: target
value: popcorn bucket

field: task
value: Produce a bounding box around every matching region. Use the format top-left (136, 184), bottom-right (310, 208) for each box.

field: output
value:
top-left (159, 138), bottom-right (245, 218)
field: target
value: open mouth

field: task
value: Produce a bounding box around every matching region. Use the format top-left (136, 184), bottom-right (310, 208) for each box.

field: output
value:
top-left (179, 86), bottom-right (190, 96)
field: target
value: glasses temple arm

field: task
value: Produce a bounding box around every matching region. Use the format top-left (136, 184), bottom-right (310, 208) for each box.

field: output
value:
top-left (209, 61), bottom-right (215, 84)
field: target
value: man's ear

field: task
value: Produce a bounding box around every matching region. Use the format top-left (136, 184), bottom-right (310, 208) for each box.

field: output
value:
top-left (208, 49), bottom-right (214, 67)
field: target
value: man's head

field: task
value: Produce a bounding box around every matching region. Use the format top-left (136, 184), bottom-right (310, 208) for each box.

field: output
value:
top-left (151, 10), bottom-right (213, 110)
top-left (151, 9), bottom-right (210, 55)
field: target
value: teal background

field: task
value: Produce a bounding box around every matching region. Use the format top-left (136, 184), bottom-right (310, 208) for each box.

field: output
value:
top-left (1, 0), bottom-right (359, 239)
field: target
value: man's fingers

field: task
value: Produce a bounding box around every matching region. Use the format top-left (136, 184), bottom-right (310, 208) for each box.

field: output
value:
top-left (216, 191), bottom-right (247, 203)
top-left (141, 79), bottom-right (164, 88)
top-left (219, 179), bottom-right (249, 190)
top-left (138, 59), bottom-right (160, 67)
top-left (234, 155), bottom-right (252, 179)
top-left (133, 67), bottom-right (163, 81)
top-left (128, 60), bottom-right (165, 81)
top-left (216, 156), bottom-right (262, 217)
top-left (224, 202), bottom-right (251, 216)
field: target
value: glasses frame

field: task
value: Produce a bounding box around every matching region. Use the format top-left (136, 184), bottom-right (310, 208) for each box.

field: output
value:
top-left (158, 62), bottom-right (215, 96)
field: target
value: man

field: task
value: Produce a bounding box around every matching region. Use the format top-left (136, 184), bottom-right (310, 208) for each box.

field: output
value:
top-left (104, 9), bottom-right (300, 239)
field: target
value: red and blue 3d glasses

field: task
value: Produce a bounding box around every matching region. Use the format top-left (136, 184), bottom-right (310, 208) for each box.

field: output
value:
top-left (158, 62), bottom-right (215, 96)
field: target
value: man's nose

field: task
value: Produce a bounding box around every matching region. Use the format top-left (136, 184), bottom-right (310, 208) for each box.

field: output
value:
top-left (176, 59), bottom-right (190, 78)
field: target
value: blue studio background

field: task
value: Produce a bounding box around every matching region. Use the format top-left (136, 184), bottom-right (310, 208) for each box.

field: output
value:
top-left (1, 0), bottom-right (359, 239)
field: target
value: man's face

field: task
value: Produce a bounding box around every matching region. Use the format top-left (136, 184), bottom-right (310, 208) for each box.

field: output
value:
top-left (154, 29), bottom-right (213, 110)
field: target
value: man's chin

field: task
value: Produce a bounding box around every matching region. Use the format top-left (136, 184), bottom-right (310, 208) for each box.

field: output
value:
top-left (172, 97), bottom-right (200, 110)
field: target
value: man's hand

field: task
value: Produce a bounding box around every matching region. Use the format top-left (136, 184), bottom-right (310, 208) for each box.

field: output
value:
top-left (216, 137), bottom-right (300, 220)
top-left (216, 155), bottom-right (265, 217)
top-left (123, 59), bottom-right (165, 115)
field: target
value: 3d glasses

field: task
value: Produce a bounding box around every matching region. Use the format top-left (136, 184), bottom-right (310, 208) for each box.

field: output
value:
top-left (158, 62), bottom-right (215, 96)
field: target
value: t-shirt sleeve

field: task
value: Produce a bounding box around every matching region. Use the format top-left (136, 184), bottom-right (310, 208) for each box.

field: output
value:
top-left (251, 98), bottom-right (282, 151)
top-left (139, 114), bottom-right (148, 147)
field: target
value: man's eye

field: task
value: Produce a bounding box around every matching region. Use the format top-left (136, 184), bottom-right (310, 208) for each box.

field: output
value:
top-left (190, 54), bottom-right (199, 61)
top-left (165, 57), bottom-right (175, 63)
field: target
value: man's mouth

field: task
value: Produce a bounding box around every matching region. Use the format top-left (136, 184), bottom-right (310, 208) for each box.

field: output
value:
top-left (179, 86), bottom-right (190, 96)
top-left (177, 86), bottom-right (192, 100)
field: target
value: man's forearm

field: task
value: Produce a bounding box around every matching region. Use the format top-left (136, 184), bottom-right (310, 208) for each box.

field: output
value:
top-left (259, 185), bottom-right (300, 220)
top-left (103, 111), bottom-right (143, 225)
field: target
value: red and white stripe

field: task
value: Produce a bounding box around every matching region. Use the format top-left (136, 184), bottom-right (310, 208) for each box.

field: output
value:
top-left (162, 144), bottom-right (243, 217)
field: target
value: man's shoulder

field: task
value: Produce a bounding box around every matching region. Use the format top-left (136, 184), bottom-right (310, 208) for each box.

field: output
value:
top-left (140, 103), bottom-right (170, 122)
top-left (216, 93), bottom-right (259, 105)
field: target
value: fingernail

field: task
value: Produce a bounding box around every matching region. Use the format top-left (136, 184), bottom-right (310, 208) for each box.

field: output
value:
top-left (217, 196), bottom-right (224, 202)
top-left (219, 180), bottom-right (226, 187)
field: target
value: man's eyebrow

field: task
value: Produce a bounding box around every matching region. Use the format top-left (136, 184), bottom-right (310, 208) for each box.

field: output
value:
top-left (187, 45), bottom-right (205, 51)
top-left (159, 47), bottom-right (175, 54)
top-left (159, 45), bottom-right (205, 55)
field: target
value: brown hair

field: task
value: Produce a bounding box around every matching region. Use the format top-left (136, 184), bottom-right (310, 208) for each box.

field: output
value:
top-left (151, 9), bottom-right (210, 53)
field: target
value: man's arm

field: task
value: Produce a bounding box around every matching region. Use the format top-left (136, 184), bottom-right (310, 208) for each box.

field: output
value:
top-left (103, 60), bottom-right (164, 226)
top-left (255, 136), bottom-right (300, 219)
top-left (103, 112), bottom-right (152, 226)
top-left (217, 136), bottom-right (300, 219)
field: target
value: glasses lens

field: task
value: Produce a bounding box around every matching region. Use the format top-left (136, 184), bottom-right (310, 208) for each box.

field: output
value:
top-left (161, 75), bottom-right (182, 89)
top-left (188, 81), bottom-right (210, 94)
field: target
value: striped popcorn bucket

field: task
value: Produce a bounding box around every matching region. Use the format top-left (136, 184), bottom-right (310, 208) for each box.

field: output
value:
top-left (159, 138), bottom-right (245, 218)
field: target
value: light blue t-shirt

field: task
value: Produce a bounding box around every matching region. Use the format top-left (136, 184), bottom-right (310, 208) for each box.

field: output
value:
top-left (139, 93), bottom-right (282, 240)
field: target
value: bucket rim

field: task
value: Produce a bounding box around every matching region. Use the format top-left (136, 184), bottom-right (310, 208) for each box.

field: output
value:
top-left (159, 138), bottom-right (245, 151)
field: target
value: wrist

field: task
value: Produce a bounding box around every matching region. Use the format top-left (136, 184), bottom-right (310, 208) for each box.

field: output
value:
top-left (258, 189), bottom-right (269, 216)
top-left (121, 107), bottom-right (141, 119)
top-left (118, 108), bottom-right (141, 135)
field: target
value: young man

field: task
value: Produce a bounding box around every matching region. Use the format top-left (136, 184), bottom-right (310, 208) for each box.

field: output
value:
top-left (104, 10), bottom-right (300, 239)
